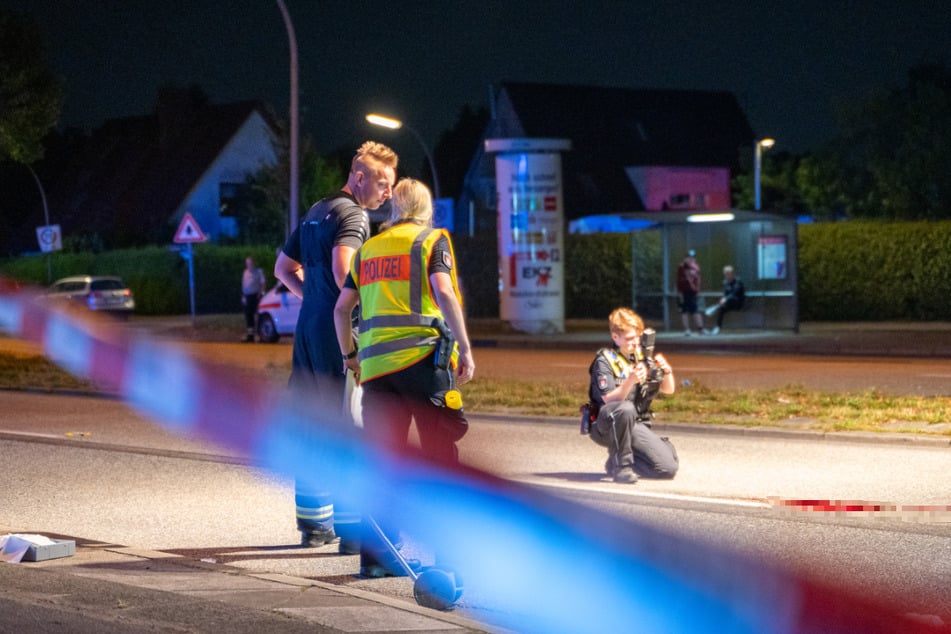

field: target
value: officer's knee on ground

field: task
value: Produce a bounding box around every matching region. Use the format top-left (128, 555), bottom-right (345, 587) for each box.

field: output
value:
top-left (653, 462), bottom-right (679, 479)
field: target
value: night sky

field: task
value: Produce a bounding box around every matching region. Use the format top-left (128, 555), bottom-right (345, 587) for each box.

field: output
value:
top-left (8, 1), bottom-right (951, 174)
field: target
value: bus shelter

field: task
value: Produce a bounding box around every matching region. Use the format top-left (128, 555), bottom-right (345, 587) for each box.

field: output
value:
top-left (616, 210), bottom-right (799, 332)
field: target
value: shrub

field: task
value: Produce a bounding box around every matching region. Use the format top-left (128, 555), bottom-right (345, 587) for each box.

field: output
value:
top-left (5, 220), bottom-right (951, 321)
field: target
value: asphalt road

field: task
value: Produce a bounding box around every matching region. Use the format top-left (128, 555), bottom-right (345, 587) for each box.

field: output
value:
top-left (474, 346), bottom-right (951, 396)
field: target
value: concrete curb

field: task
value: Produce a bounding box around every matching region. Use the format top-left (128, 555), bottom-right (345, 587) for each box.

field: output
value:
top-left (467, 413), bottom-right (951, 448)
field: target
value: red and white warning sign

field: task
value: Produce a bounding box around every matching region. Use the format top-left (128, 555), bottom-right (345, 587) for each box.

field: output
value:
top-left (173, 212), bottom-right (208, 244)
top-left (35, 224), bottom-right (62, 252)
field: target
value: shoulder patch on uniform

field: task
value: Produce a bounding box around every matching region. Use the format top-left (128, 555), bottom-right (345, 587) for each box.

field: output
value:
top-left (597, 374), bottom-right (609, 390)
top-left (442, 250), bottom-right (453, 270)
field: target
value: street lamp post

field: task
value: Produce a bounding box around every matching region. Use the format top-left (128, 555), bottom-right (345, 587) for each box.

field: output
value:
top-left (366, 113), bottom-right (440, 200)
top-left (754, 137), bottom-right (775, 211)
top-left (276, 0), bottom-right (299, 235)
top-left (26, 164), bottom-right (53, 284)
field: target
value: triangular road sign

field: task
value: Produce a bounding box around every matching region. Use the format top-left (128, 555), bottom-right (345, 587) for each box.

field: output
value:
top-left (173, 212), bottom-right (208, 244)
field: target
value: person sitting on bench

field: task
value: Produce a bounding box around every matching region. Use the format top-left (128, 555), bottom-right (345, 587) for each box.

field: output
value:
top-left (709, 265), bottom-right (745, 334)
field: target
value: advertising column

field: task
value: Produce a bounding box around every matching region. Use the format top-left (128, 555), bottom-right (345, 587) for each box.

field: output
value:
top-left (485, 138), bottom-right (571, 334)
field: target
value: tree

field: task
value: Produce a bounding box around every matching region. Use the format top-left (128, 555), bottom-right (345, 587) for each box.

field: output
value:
top-left (240, 133), bottom-right (345, 246)
top-left (731, 147), bottom-right (807, 214)
top-left (825, 62), bottom-right (951, 219)
top-left (0, 9), bottom-right (63, 164)
top-left (734, 63), bottom-right (951, 220)
top-left (794, 150), bottom-right (850, 219)
top-left (300, 143), bottom-right (347, 208)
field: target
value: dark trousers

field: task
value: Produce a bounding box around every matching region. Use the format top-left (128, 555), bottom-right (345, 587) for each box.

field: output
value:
top-left (590, 400), bottom-right (678, 478)
top-left (358, 357), bottom-right (468, 569)
top-left (361, 360), bottom-right (466, 465)
top-left (243, 293), bottom-right (260, 332)
top-left (716, 298), bottom-right (743, 328)
top-left (288, 351), bottom-right (360, 540)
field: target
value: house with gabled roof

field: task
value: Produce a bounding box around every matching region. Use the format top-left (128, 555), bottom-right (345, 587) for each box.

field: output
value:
top-left (46, 92), bottom-right (279, 247)
top-left (458, 81), bottom-right (755, 234)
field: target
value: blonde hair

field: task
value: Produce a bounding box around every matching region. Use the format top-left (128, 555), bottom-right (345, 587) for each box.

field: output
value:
top-left (607, 307), bottom-right (644, 336)
top-left (382, 178), bottom-right (433, 229)
top-left (351, 140), bottom-right (398, 176)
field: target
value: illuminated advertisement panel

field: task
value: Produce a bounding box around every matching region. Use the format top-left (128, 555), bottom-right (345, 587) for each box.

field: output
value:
top-left (757, 235), bottom-right (787, 280)
top-left (491, 141), bottom-right (568, 333)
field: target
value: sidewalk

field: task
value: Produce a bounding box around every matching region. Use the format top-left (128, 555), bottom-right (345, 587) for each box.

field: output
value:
top-left (0, 528), bottom-right (492, 633)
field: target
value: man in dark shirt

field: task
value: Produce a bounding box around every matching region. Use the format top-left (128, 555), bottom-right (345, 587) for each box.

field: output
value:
top-left (274, 141), bottom-right (398, 549)
top-left (676, 249), bottom-right (706, 335)
top-left (709, 265), bottom-right (745, 334)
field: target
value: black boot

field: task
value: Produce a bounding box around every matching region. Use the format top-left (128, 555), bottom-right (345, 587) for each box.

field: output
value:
top-left (300, 529), bottom-right (339, 547)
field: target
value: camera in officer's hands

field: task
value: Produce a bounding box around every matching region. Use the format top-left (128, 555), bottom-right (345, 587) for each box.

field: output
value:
top-left (640, 328), bottom-right (666, 382)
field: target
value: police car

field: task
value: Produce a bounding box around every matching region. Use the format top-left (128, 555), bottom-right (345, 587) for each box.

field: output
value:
top-left (256, 282), bottom-right (301, 343)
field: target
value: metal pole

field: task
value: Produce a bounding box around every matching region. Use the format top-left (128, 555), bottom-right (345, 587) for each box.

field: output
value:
top-left (754, 138), bottom-right (774, 211)
top-left (188, 242), bottom-right (196, 327)
top-left (27, 164), bottom-right (53, 284)
top-left (276, 0), bottom-right (299, 235)
top-left (754, 142), bottom-right (763, 211)
top-left (630, 233), bottom-right (638, 312)
top-left (405, 124), bottom-right (440, 200)
top-left (662, 224), bottom-right (670, 331)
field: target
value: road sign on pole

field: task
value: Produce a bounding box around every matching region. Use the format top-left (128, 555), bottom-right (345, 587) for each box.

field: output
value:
top-left (35, 224), bottom-right (62, 252)
top-left (171, 213), bottom-right (206, 325)
top-left (173, 213), bottom-right (208, 244)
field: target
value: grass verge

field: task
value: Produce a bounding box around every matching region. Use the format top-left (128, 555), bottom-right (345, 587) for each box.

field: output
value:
top-left (462, 377), bottom-right (951, 435)
top-left (2, 350), bottom-right (949, 436)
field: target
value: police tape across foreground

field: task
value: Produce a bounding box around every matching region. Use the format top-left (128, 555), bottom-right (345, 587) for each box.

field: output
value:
top-left (0, 281), bottom-right (941, 633)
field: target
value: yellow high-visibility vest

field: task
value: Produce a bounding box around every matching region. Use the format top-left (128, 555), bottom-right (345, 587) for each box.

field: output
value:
top-left (353, 222), bottom-right (461, 382)
top-left (598, 347), bottom-right (645, 383)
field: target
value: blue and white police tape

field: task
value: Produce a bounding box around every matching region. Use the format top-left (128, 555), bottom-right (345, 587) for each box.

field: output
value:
top-left (0, 277), bottom-right (940, 634)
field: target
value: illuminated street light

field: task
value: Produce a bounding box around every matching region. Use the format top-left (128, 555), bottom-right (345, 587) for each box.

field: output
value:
top-left (754, 137), bottom-right (775, 211)
top-left (366, 113), bottom-right (441, 200)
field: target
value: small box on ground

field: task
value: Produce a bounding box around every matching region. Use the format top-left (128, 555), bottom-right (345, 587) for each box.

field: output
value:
top-left (22, 538), bottom-right (76, 562)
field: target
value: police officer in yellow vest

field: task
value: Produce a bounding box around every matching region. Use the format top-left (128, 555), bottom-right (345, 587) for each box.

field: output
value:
top-left (333, 177), bottom-right (475, 577)
top-left (585, 307), bottom-right (679, 484)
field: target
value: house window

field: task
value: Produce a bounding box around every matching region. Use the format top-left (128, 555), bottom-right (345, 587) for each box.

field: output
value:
top-left (219, 183), bottom-right (249, 217)
top-left (669, 193), bottom-right (691, 209)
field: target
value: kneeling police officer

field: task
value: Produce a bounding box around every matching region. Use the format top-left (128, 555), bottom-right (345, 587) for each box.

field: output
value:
top-left (583, 307), bottom-right (679, 484)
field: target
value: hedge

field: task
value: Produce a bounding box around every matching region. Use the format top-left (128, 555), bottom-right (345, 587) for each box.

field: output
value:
top-left (3, 221), bottom-right (951, 321)
top-left (798, 220), bottom-right (951, 321)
